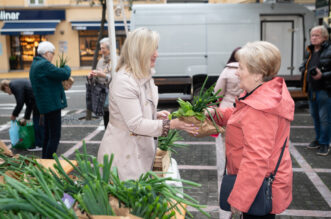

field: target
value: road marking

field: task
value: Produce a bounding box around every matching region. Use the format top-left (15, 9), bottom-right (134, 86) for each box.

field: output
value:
top-left (0, 121), bottom-right (11, 132)
top-left (290, 142), bottom-right (331, 208)
top-left (178, 165), bottom-right (217, 170)
top-left (61, 126), bottom-right (103, 158)
top-left (281, 209), bottom-right (331, 217)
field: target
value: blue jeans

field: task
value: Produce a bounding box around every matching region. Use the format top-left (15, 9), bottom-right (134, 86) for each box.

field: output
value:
top-left (42, 109), bottom-right (62, 159)
top-left (308, 90), bottom-right (331, 145)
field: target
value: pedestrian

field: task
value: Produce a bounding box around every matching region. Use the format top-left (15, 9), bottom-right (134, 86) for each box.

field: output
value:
top-left (97, 27), bottom-right (198, 181)
top-left (208, 41), bottom-right (294, 218)
top-left (0, 79), bottom-right (43, 151)
top-left (88, 37), bottom-right (114, 129)
top-left (29, 41), bottom-right (71, 159)
top-left (300, 25), bottom-right (331, 156)
top-left (214, 47), bottom-right (243, 108)
top-left (213, 47), bottom-right (243, 192)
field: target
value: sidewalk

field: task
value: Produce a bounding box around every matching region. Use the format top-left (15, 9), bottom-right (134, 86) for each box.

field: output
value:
top-left (0, 69), bottom-right (90, 79)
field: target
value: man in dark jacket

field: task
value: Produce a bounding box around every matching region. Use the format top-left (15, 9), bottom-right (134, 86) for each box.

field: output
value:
top-left (300, 25), bottom-right (331, 156)
top-left (29, 41), bottom-right (71, 159)
top-left (0, 79), bottom-right (43, 151)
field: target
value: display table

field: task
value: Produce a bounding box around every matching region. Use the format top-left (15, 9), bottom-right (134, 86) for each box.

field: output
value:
top-left (36, 159), bottom-right (77, 175)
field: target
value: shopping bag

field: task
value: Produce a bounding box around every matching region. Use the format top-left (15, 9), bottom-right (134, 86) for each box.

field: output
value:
top-left (179, 116), bottom-right (224, 138)
top-left (13, 121), bottom-right (35, 149)
top-left (9, 120), bottom-right (20, 146)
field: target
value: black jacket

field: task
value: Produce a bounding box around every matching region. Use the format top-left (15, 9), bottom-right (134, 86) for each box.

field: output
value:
top-left (300, 40), bottom-right (331, 94)
top-left (9, 79), bottom-right (36, 120)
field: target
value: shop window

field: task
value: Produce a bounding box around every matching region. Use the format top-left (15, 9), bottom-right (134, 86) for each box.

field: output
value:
top-left (10, 35), bottom-right (46, 70)
top-left (29, 0), bottom-right (44, 5)
top-left (79, 30), bottom-right (126, 67)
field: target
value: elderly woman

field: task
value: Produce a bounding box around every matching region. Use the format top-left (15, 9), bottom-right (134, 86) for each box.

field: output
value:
top-left (89, 37), bottom-right (114, 129)
top-left (29, 41), bottom-right (71, 159)
top-left (209, 41), bottom-right (294, 218)
top-left (97, 27), bottom-right (198, 180)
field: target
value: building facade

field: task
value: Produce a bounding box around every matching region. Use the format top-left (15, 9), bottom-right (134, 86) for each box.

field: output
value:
top-left (0, 0), bottom-right (319, 72)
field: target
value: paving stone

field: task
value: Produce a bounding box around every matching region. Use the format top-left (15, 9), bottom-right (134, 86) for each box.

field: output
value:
top-left (91, 130), bottom-right (106, 141)
top-left (179, 169), bottom-right (218, 206)
top-left (0, 129), bottom-right (9, 140)
top-left (187, 211), bottom-right (219, 219)
top-left (173, 144), bottom-right (216, 166)
top-left (317, 172), bottom-right (331, 192)
top-left (178, 130), bottom-right (215, 142)
top-left (295, 146), bottom-right (330, 169)
top-left (289, 172), bottom-right (330, 210)
top-left (0, 116), bottom-right (9, 125)
top-left (291, 154), bottom-right (300, 168)
top-left (290, 128), bottom-right (315, 143)
top-left (61, 127), bottom-right (96, 141)
top-left (61, 112), bottom-right (102, 125)
top-left (292, 114), bottom-right (314, 126)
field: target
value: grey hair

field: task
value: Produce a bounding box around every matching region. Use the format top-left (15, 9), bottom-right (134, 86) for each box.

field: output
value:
top-left (100, 37), bottom-right (110, 49)
top-left (311, 25), bottom-right (329, 39)
top-left (37, 41), bottom-right (55, 55)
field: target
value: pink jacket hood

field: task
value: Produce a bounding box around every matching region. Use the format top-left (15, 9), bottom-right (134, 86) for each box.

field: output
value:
top-left (238, 77), bottom-right (294, 122)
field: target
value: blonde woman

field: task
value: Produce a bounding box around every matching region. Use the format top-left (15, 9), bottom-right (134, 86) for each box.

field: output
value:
top-left (97, 28), bottom-right (198, 180)
top-left (209, 41), bottom-right (294, 218)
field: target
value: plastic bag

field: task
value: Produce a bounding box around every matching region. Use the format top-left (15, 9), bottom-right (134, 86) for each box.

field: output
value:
top-left (9, 120), bottom-right (19, 146)
top-left (13, 121), bottom-right (35, 149)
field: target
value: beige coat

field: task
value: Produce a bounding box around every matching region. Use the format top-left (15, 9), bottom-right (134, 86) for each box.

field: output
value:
top-left (214, 62), bottom-right (243, 108)
top-left (97, 67), bottom-right (163, 180)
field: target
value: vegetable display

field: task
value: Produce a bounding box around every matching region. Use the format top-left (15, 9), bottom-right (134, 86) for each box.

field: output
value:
top-left (0, 142), bottom-right (210, 218)
top-left (158, 130), bottom-right (187, 153)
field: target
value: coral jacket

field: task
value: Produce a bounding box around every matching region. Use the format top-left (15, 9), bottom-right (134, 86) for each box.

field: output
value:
top-left (215, 77), bottom-right (294, 214)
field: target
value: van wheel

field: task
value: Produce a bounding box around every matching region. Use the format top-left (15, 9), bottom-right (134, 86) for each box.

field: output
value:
top-left (193, 84), bottom-right (205, 99)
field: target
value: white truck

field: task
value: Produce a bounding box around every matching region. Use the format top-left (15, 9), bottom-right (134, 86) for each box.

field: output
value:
top-left (131, 3), bottom-right (315, 100)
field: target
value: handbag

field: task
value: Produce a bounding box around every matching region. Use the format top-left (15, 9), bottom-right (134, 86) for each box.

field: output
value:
top-left (86, 76), bottom-right (109, 116)
top-left (219, 138), bottom-right (288, 216)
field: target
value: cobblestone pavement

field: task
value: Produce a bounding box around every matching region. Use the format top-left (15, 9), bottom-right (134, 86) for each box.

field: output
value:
top-left (0, 101), bottom-right (330, 218)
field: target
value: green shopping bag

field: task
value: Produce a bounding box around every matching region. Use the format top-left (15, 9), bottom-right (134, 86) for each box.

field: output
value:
top-left (13, 121), bottom-right (35, 149)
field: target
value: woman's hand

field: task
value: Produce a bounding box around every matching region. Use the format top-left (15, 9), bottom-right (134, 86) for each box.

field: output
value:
top-left (170, 118), bottom-right (199, 136)
top-left (157, 110), bottom-right (170, 120)
top-left (312, 68), bottom-right (322, 80)
top-left (89, 70), bottom-right (107, 78)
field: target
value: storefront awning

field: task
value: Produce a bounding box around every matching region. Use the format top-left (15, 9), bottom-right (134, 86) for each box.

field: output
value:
top-left (0, 20), bottom-right (60, 35)
top-left (71, 21), bottom-right (130, 31)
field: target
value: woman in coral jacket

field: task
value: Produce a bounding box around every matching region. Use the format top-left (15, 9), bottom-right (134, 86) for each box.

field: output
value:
top-left (209, 41), bottom-right (294, 219)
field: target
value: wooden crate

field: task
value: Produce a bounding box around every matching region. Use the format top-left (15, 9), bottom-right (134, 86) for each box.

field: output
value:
top-left (153, 148), bottom-right (171, 175)
top-left (36, 159), bottom-right (78, 175)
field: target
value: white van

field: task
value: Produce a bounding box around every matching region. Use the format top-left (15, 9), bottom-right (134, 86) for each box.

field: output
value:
top-left (131, 3), bottom-right (315, 100)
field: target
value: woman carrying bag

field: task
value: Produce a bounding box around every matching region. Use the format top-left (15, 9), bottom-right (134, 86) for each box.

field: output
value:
top-left (208, 41), bottom-right (294, 218)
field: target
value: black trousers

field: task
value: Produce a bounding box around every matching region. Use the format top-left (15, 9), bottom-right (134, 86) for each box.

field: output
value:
top-left (42, 109), bottom-right (61, 159)
top-left (103, 110), bottom-right (109, 129)
top-left (243, 213), bottom-right (275, 219)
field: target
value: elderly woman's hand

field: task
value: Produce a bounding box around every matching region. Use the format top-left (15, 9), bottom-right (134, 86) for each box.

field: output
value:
top-left (157, 110), bottom-right (170, 120)
top-left (204, 107), bottom-right (216, 117)
top-left (170, 118), bottom-right (199, 136)
top-left (90, 70), bottom-right (107, 78)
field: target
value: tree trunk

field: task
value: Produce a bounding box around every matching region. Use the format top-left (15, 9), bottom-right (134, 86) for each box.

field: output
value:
top-left (86, 0), bottom-right (107, 120)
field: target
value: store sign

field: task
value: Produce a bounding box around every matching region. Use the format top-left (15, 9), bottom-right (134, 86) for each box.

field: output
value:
top-left (315, 0), bottom-right (330, 18)
top-left (0, 10), bottom-right (65, 21)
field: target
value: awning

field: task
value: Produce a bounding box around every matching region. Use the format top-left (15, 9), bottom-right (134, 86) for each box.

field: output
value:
top-left (0, 20), bottom-right (60, 35)
top-left (71, 21), bottom-right (130, 31)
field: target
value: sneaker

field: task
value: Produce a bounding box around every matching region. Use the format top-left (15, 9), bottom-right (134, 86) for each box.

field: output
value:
top-left (316, 145), bottom-right (330, 156)
top-left (27, 146), bottom-right (43, 152)
top-left (307, 140), bottom-right (320, 149)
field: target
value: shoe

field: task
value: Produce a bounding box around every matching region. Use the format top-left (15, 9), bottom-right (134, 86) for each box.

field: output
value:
top-left (316, 145), bottom-right (330, 156)
top-left (307, 140), bottom-right (320, 149)
top-left (27, 146), bottom-right (43, 152)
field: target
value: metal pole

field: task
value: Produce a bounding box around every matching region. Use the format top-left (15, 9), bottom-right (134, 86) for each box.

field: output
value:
top-left (106, 0), bottom-right (117, 77)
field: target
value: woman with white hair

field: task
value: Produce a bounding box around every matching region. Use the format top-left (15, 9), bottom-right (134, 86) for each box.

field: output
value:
top-left (97, 27), bottom-right (198, 180)
top-left (29, 41), bottom-right (71, 159)
top-left (208, 41), bottom-right (294, 218)
top-left (88, 37), bottom-right (114, 129)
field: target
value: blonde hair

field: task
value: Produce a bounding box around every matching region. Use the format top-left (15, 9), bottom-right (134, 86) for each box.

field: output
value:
top-left (0, 80), bottom-right (10, 92)
top-left (311, 25), bottom-right (329, 39)
top-left (116, 27), bottom-right (160, 79)
top-left (237, 41), bottom-right (281, 81)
